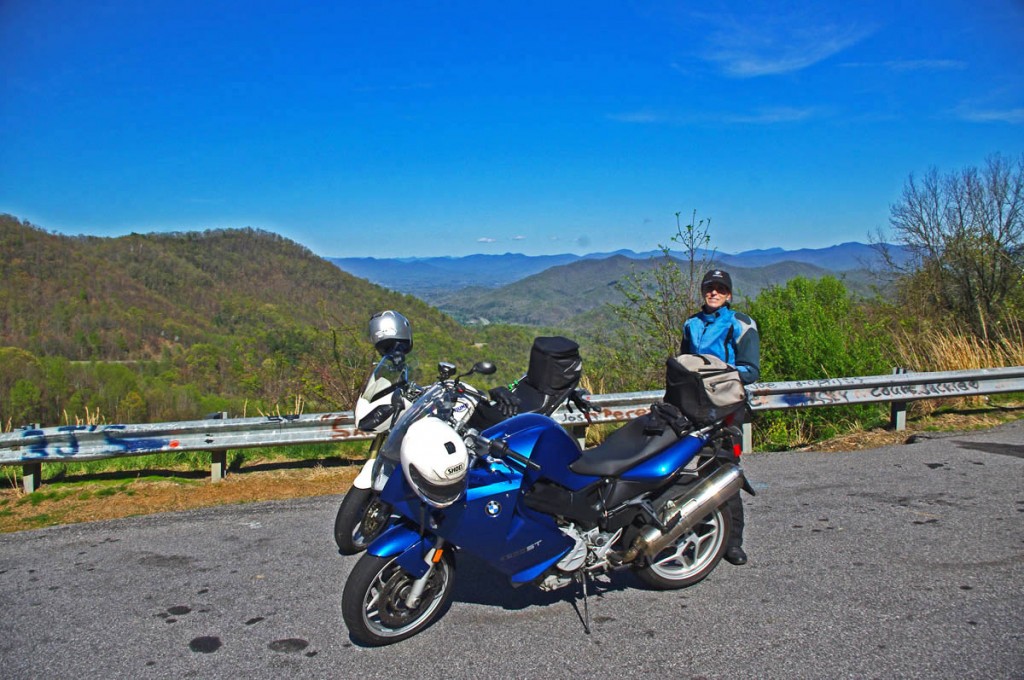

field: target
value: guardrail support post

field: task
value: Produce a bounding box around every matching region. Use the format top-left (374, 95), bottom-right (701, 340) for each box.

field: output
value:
top-left (567, 424), bottom-right (588, 449)
top-left (211, 451), bottom-right (227, 482)
top-left (741, 423), bottom-right (752, 454)
top-left (22, 463), bottom-right (41, 494)
top-left (890, 367), bottom-right (908, 431)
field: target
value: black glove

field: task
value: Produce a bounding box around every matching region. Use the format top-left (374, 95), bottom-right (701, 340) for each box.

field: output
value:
top-left (570, 388), bottom-right (599, 413)
top-left (489, 386), bottom-right (520, 418)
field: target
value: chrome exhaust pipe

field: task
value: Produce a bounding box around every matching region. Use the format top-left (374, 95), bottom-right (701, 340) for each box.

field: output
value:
top-left (615, 465), bottom-right (745, 564)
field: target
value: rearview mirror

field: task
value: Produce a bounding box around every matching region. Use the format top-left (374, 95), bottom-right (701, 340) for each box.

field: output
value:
top-left (472, 361), bottom-right (497, 376)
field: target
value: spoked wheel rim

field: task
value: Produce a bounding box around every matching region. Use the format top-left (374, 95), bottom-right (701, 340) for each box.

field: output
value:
top-left (353, 499), bottom-right (390, 549)
top-left (648, 510), bottom-right (726, 580)
top-left (360, 556), bottom-right (452, 639)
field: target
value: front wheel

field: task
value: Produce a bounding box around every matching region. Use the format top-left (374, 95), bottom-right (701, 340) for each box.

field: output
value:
top-left (342, 550), bottom-right (456, 646)
top-left (334, 487), bottom-right (392, 555)
top-left (635, 505), bottom-right (731, 590)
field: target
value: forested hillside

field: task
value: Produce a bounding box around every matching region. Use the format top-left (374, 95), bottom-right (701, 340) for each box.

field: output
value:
top-left (0, 215), bottom-right (539, 427)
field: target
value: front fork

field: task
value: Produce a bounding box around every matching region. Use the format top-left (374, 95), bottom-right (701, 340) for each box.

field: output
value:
top-left (352, 432), bottom-right (387, 490)
top-left (404, 539), bottom-right (446, 608)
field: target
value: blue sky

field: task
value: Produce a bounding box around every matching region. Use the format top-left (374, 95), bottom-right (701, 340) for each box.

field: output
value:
top-left (1, 1), bottom-right (1022, 258)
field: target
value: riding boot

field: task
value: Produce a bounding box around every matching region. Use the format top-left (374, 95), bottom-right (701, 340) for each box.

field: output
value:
top-left (724, 492), bottom-right (747, 565)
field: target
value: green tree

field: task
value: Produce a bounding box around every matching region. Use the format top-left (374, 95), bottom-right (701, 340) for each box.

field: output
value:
top-left (118, 390), bottom-right (147, 422)
top-left (746, 276), bottom-right (890, 446)
top-left (748, 276), bottom-right (890, 381)
top-left (8, 378), bottom-right (43, 425)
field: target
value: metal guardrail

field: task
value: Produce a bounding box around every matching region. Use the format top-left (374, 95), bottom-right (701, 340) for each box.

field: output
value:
top-left (2, 366), bottom-right (1022, 493)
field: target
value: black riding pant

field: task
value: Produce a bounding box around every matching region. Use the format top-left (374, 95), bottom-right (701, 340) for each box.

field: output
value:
top-left (726, 492), bottom-right (744, 548)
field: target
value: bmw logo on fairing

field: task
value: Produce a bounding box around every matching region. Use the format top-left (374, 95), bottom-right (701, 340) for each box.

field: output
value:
top-left (485, 500), bottom-right (501, 517)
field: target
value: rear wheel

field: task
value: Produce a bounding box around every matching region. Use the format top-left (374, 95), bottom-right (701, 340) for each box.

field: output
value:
top-left (334, 488), bottom-right (392, 555)
top-left (635, 505), bottom-right (731, 590)
top-left (342, 551), bottom-right (456, 646)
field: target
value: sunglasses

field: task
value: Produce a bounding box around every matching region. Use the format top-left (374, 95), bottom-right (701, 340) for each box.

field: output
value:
top-left (703, 284), bottom-right (730, 295)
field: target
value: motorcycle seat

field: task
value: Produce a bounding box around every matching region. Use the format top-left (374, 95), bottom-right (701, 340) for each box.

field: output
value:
top-left (569, 414), bottom-right (681, 477)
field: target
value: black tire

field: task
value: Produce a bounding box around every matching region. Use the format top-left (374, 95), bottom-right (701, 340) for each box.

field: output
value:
top-left (634, 504), bottom-right (732, 590)
top-left (342, 550), bottom-right (456, 646)
top-left (334, 488), bottom-right (392, 555)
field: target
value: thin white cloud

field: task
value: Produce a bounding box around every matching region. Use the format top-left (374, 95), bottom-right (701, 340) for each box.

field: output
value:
top-left (477, 237), bottom-right (496, 243)
top-left (955, 106), bottom-right (1024, 124)
top-left (841, 59), bottom-right (966, 72)
top-left (885, 59), bottom-right (965, 72)
top-left (511, 235), bottom-right (526, 240)
top-left (352, 82), bottom-right (434, 93)
top-left (609, 106), bottom-right (821, 125)
top-left (724, 107), bottom-right (820, 124)
top-left (607, 111), bottom-right (667, 123)
top-left (701, 12), bottom-right (873, 78)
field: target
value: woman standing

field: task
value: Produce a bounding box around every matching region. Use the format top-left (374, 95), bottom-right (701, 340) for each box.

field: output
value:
top-left (682, 269), bottom-right (760, 565)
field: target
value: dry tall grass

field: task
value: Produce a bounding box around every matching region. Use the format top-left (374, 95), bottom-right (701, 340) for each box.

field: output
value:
top-left (894, 319), bottom-right (1024, 371)
top-left (893, 320), bottom-right (1024, 415)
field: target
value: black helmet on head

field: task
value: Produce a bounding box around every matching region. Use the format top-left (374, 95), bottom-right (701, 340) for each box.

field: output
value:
top-left (368, 310), bottom-right (412, 356)
top-left (701, 269), bottom-right (732, 293)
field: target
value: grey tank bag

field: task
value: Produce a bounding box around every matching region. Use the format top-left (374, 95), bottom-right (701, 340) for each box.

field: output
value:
top-left (663, 353), bottom-right (747, 425)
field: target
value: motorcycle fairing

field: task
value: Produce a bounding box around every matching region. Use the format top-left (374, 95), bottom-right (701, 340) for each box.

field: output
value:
top-left (377, 454), bottom-right (575, 584)
top-left (617, 434), bottom-right (705, 483)
top-left (352, 458), bottom-right (375, 489)
top-left (366, 523), bottom-right (426, 564)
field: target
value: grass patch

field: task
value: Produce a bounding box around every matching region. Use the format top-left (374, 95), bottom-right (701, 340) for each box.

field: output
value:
top-left (24, 513), bottom-right (55, 527)
top-left (19, 489), bottom-right (76, 506)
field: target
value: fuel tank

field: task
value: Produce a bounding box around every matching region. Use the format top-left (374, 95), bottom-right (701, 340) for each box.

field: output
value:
top-left (482, 413), bottom-right (600, 491)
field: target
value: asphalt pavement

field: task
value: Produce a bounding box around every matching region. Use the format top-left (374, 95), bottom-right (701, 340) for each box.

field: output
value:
top-left (1, 420), bottom-right (1021, 679)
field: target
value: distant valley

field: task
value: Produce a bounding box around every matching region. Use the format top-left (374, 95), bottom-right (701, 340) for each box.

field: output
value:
top-left (329, 242), bottom-right (904, 327)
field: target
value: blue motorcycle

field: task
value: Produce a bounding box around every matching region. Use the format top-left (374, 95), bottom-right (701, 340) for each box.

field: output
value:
top-left (340, 359), bottom-right (750, 646)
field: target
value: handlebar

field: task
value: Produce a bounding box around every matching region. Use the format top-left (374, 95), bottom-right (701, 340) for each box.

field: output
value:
top-left (474, 433), bottom-right (541, 471)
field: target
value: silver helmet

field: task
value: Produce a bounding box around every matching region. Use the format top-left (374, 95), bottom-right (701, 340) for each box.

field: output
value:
top-left (368, 310), bottom-right (412, 356)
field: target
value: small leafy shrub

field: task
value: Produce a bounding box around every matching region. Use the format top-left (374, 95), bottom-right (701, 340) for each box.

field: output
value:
top-left (746, 276), bottom-right (892, 447)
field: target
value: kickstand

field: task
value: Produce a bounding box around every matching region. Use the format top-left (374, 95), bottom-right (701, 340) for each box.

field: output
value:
top-left (576, 572), bottom-right (591, 635)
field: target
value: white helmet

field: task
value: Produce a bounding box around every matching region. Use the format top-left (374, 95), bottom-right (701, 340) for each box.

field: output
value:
top-left (400, 417), bottom-right (469, 508)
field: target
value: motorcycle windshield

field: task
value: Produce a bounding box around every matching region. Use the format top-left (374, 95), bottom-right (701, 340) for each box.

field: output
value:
top-left (377, 383), bottom-right (447, 462)
top-left (358, 354), bottom-right (409, 404)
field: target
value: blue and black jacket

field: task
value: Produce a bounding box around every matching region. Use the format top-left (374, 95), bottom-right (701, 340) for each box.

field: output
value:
top-left (682, 305), bottom-right (761, 385)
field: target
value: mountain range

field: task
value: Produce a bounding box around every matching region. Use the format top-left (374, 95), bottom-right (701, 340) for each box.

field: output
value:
top-left (329, 242), bottom-right (905, 327)
top-left (329, 241), bottom-right (905, 295)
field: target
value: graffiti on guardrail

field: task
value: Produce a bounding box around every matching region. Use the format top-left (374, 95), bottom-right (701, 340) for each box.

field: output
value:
top-left (319, 413), bottom-right (361, 439)
top-left (750, 377), bottom-right (988, 409)
top-left (18, 425), bottom-right (173, 460)
top-left (778, 377), bottom-right (867, 389)
top-left (869, 380), bottom-right (979, 398)
top-left (777, 391), bottom-right (851, 408)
